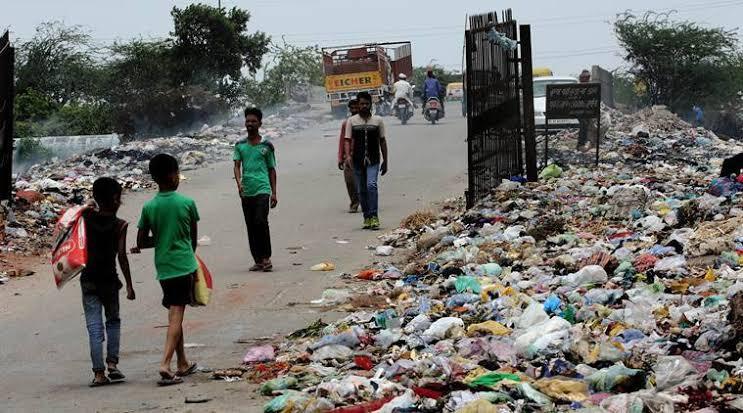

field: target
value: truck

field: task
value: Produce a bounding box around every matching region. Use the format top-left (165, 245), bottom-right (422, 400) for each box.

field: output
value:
top-left (322, 42), bottom-right (413, 117)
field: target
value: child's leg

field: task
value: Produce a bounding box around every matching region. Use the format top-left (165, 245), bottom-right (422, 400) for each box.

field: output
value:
top-left (160, 305), bottom-right (186, 375)
top-left (82, 293), bottom-right (106, 381)
top-left (175, 326), bottom-right (190, 372)
top-left (102, 292), bottom-right (121, 370)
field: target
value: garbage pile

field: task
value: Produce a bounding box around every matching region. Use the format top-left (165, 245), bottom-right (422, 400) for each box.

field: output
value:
top-left (540, 105), bottom-right (738, 170)
top-left (1, 108), bottom-right (322, 257)
top-left (244, 107), bottom-right (743, 412)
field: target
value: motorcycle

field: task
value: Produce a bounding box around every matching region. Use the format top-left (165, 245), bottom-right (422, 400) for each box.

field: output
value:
top-left (424, 97), bottom-right (442, 124)
top-left (395, 98), bottom-right (413, 125)
top-left (374, 94), bottom-right (393, 117)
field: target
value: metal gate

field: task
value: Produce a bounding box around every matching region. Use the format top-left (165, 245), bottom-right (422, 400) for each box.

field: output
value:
top-left (465, 10), bottom-right (536, 208)
top-left (0, 31), bottom-right (14, 201)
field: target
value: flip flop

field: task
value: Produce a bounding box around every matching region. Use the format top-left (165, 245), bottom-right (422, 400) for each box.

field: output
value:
top-left (107, 368), bottom-right (126, 381)
top-left (176, 362), bottom-right (198, 377)
top-left (157, 371), bottom-right (184, 387)
top-left (89, 377), bottom-right (111, 388)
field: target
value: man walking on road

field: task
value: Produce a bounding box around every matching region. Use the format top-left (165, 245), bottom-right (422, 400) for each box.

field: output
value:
top-left (344, 92), bottom-right (388, 230)
top-left (338, 99), bottom-right (360, 213)
top-left (234, 107), bottom-right (278, 272)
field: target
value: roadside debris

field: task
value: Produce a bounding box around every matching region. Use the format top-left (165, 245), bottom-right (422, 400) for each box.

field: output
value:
top-left (232, 106), bottom-right (743, 412)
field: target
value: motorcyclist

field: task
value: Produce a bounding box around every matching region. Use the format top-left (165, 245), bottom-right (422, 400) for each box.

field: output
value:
top-left (392, 73), bottom-right (414, 110)
top-left (422, 70), bottom-right (445, 116)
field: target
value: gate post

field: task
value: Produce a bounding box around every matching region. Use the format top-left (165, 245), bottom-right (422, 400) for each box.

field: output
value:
top-left (519, 25), bottom-right (537, 182)
top-left (0, 31), bottom-right (14, 202)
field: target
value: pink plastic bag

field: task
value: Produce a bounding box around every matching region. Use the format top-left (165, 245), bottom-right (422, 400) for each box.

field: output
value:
top-left (243, 345), bottom-right (275, 363)
top-left (51, 206), bottom-right (89, 289)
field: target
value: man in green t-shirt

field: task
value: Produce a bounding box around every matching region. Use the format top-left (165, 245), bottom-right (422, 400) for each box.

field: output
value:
top-left (233, 107), bottom-right (278, 272)
top-left (133, 153), bottom-right (200, 386)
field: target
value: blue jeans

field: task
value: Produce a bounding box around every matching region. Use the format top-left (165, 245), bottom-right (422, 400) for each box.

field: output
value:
top-left (354, 163), bottom-right (380, 219)
top-left (82, 292), bottom-right (120, 372)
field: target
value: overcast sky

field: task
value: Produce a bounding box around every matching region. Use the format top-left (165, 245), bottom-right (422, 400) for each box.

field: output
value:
top-left (4, 0), bottom-right (743, 76)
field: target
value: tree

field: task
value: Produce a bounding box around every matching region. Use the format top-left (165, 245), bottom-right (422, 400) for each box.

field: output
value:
top-left (243, 41), bottom-right (323, 108)
top-left (614, 11), bottom-right (742, 112)
top-left (15, 21), bottom-right (99, 105)
top-left (170, 4), bottom-right (270, 82)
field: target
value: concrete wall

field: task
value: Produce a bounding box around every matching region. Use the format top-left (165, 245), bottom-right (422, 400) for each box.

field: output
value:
top-left (12, 134), bottom-right (120, 173)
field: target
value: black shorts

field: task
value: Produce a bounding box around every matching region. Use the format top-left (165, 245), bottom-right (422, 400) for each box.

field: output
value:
top-left (159, 273), bottom-right (195, 308)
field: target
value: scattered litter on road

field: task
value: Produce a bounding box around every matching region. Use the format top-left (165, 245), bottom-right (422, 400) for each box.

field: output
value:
top-left (218, 105), bottom-right (743, 412)
top-left (310, 262), bottom-right (336, 272)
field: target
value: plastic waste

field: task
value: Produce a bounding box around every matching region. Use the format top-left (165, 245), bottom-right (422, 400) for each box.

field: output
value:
top-left (455, 276), bottom-right (482, 294)
top-left (422, 317), bottom-right (465, 341)
top-left (454, 399), bottom-right (505, 413)
top-left (468, 372), bottom-right (521, 389)
top-left (263, 390), bottom-right (312, 413)
top-left (310, 262), bottom-right (336, 271)
top-left (374, 389), bottom-right (418, 413)
top-left (260, 376), bottom-right (299, 395)
top-left (562, 265), bottom-right (608, 287)
top-left (514, 317), bottom-right (571, 358)
top-left (543, 295), bottom-right (561, 314)
top-left (517, 301), bottom-right (549, 329)
top-left (310, 345), bottom-right (353, 362)
top-left (481, 263), bottom-right (503, 277)
top-left (517, 383), bottom-right (553, 406)
top-left (466, 321), bottom-right (510, 337)
top-left (375, 245), bottom-right (394, 256)
top-left (585, 364), bottom-right (645, 392)
top-left (653, 255), bottom-right (686, 273)
top-left (539, 164), bottom-right (563, 179)
top-left (374, 329), bottom-right (403, 349)
top-left (309, 328), bottom-right (361, 351)
top-left (197, 235), bottom-right (212, 246)
top-left (404, 314), bottom-right (432, 334)
top-left (533, 377), bottom-right (589, 402)
top-left (654, 356), bottom-right (699, 390)
top-left (311, 289), bottom-right (351, 305)
top-left (243, 345), bottom-right (275, 363)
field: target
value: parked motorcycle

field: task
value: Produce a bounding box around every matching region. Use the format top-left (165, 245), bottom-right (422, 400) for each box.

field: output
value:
top-left (395, 98), bottom-right (413, 125)
top-left (424, 97), bottom-right (443, 124)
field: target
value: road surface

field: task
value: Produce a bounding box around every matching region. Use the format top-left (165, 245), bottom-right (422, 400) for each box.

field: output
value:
top-left (0, 114), bottom-right (466, 412)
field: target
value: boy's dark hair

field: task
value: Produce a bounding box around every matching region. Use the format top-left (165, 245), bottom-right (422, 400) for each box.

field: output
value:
top-left (356, 91), bottom-right (372, 103)
top-left (244, 107), bottom-right (263, 121)
top-left (148, 153), bottom-right (179, 183)
top-left (92, 177), bottom-right (122, 209)
top-left (347, 98), bottom-right (359, 108)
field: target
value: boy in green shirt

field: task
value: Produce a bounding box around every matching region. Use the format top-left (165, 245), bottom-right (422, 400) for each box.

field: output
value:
top-left (233, 107), bottom-right (278, 272)
top-left (133, 154), bottom-right (199, 386)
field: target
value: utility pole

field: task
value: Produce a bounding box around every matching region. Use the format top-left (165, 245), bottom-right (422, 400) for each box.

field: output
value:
top-left (218, 0), bottom-right (221, 9)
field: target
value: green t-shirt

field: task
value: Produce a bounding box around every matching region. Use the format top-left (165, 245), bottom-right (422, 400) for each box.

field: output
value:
top-left (233, 138), bottom-right (276, 197)
top-left (137, 191), bottom-right (200, 280)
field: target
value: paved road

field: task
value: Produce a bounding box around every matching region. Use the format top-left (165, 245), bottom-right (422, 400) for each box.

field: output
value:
top-left (0, 114), bottom-right (466, 412)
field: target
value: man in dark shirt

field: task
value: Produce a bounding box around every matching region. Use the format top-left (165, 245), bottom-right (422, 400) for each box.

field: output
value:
top-left (343, 92), bottom-right (389, 230)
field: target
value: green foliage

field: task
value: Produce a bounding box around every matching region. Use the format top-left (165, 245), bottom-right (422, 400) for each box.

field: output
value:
top-left (613, 72), bottom-right (646, 109)
top-left (15, 22), bottom-right (99, 105)
top-left (15, 138), bottom-right (52, 162)
top-left (243, 41), bottom-right (323, 108)
top-left (614, 11), bottom-right (742, 112)
top-left (170, 4), bottom-right (269, 80)
top-left (15, 89), bottom-right (58, 122)
top-left (412, 66), bottom-right (461, 90)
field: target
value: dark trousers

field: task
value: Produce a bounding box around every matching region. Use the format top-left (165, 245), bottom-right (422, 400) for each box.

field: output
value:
top-left (343, 164), bottom-right (359, 207)
top-left (240, 194), bottom-right (272, 262)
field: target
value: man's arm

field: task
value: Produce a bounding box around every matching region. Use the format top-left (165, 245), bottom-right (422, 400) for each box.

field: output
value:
top-left (380, 119), bottom-right (388, 176)
top-left (269, 168), bottom-right (278, 208)
top-left (117, 223), bottom-right (135, 300)
top-left (338, 122), bottom-right (347, 169)
top-left (233, 161), bottom-right (243, 196)
top-left (343, 118), bottom-right (353, 163)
